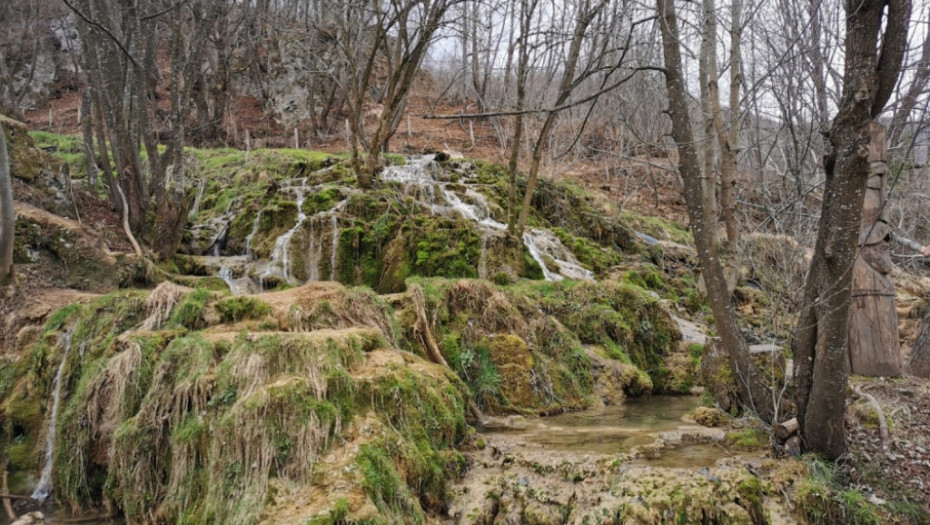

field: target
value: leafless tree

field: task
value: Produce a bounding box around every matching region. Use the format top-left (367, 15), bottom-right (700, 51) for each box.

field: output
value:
top-left (656, 0), bottom-right (777, 425)
top-left (792, 0), bottom-right (911, 458)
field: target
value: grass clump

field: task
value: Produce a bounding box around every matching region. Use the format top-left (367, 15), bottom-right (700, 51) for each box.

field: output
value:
top-left (724, 428), bottom-right (769, 449)
top-left (215, 296), bottom-right (272, 323)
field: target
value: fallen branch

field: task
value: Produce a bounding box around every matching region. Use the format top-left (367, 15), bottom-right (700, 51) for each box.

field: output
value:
top-left (891, 232), bottom-right (926, 253)
top-left (852, 385), bottom-right (891, 452)
top-left (0, 493), bottom-right (38, 504)
top-left (410, 284), bottom-right (487, 423)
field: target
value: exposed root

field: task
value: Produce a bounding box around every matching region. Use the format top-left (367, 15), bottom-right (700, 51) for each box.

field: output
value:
top-left (411, 283), bottom-right (486, 423)
top-left (853, 385), bottom-right (890, 452)
top-left (2, 468), bottom-right (16, 520)
top-left (115, 182), bottom-right (143, 259)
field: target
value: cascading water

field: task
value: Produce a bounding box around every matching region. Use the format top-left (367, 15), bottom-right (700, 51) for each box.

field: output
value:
top-left (261, 179), bottom-right (309, 285)
top-left (383, 156), bottom-right (593, 282)
top-left (31, 327), bottom-right (74, 502)
top-left (330, 213), bottom-right (339, 281)
top-left (244, 210), bottom-right (263, 257)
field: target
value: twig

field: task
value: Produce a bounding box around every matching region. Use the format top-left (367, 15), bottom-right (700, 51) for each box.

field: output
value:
top-left (410, 284), bottom-right (486, 423)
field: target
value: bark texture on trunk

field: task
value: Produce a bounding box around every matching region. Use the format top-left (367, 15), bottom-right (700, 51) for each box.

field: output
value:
top-left (0, 123), bottom-right (13, 285)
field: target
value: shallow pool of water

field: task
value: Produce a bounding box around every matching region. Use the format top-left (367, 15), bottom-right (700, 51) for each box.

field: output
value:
top-left (478, 395), bottom-right (734, 467)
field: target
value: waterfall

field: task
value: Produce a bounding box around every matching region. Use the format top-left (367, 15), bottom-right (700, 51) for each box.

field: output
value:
top-left (32, 327), bottom-right (74, 502)
top-left (261, 179), bottom-right (309, 284)
top-left (330, 213), bottom-right (339, 281)
top-left (382, 156), bottom-right (593, 282)
top-left (244, 210), bottom-right (263, 257)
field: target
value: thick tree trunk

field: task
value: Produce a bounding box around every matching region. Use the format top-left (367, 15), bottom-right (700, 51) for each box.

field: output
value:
top-left (0, 123), bottom-right (13, 285)
top-left (793, 0), bottom-right (911, 459)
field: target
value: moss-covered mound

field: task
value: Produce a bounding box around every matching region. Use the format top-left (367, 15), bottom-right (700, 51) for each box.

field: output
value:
top-left (179, 154), bottom-right (653, 293)
top-left (0, 283), bottom-right (468, 524)
top-left (394, 278), bottom-right (680, 415)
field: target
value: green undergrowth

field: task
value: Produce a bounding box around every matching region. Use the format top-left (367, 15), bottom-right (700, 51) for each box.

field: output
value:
top-left (0, 284), bottom-right (468, 524)
top-left (795, 458), bottom-right (884, 525)
top-left (798, 453), bottom-right (930, 525)
top-left (406, 277), bottom-right (680, 414)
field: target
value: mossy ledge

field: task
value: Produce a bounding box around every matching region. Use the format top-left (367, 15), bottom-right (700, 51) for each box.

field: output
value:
top-left (0, 284), bottom-right (468, 524)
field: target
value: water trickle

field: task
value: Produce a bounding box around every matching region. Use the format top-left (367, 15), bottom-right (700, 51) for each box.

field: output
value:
top-left (307, 217), bottom-right (318, 281)
top-left (244, 210), bottom-right (263, 258)
top-left (32, 327), bottom-right (75, 502)
top-left (478, 233), bottom-right (490, 280)
top-left (261, 179), bottom-right (309, 284)
top-left (329, 213), bottom-right (339, 281)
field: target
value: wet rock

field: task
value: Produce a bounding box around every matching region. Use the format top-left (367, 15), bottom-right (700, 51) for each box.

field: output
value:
top-left (10, 511), bottom-right (45, 525)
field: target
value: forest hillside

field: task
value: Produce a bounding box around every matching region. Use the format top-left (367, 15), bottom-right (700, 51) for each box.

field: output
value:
top-left (1, 1), bottom-right (930, 524)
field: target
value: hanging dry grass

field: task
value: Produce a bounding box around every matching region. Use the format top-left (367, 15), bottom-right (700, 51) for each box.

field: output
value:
top-left (138, 281), bottom-right (190, 331)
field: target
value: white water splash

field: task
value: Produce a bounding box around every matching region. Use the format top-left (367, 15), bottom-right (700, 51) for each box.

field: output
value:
top-left (244, 210), bottom-right (263, 257)
top-left (382, 156), bottom-right (593, 282)
top-left (522, 228), bottom-right (594, 281)
top-left (330, 212), bottom-right (339, 281)
top-left (261, 179), bottom-right (309, 284)
top-left (32, 327), bottom-right (74, 502)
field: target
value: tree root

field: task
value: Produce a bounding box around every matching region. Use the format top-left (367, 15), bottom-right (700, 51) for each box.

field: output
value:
top-left (410, 284), bottom-right (487, 424)
top-left (2, 468), bottom-right (18, 520)
top-left (853, 385), bottom-right (890, 452)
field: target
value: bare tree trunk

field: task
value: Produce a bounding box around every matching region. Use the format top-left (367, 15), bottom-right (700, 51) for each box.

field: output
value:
top-left (888, 17), bottom-right (930, 146)
top-left (699, 0), bottom-right (719, 241)
top-left (656, 0), bottom-right (775, 424)
top-left (0, 122), bottom-right (14, 285)
top-left (719, 0), bottom-right (742, 250)
top-left (80, 90), bottom-right (98, 189)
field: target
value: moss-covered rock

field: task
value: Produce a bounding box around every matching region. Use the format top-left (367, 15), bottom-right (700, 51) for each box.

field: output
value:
top-left (0, 282), bottom-right (468, 525)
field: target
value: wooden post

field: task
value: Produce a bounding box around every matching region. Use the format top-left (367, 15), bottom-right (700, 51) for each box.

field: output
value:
top-left (848, 123), bottom-right (902, 376)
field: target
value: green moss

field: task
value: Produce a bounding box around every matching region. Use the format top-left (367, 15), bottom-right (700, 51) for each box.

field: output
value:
top-left (215, 296), bottom-right (272, 324)
top-left (28, 131), bottom-right (86, 178)
top-left (725, 428), bottom-right (768, 449)
top-left (169, 288), bottom-right (211, 329)
top-left (357, 443), bottom-right (425, 523)
top-left (306, 498), bottom-right (350, 525)
top-left (796, 458), bottom-right (883, 525)
top-left (552, 228), bottom-right (620, 275)
top-left (620, 210), bottom-right (692, 245)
